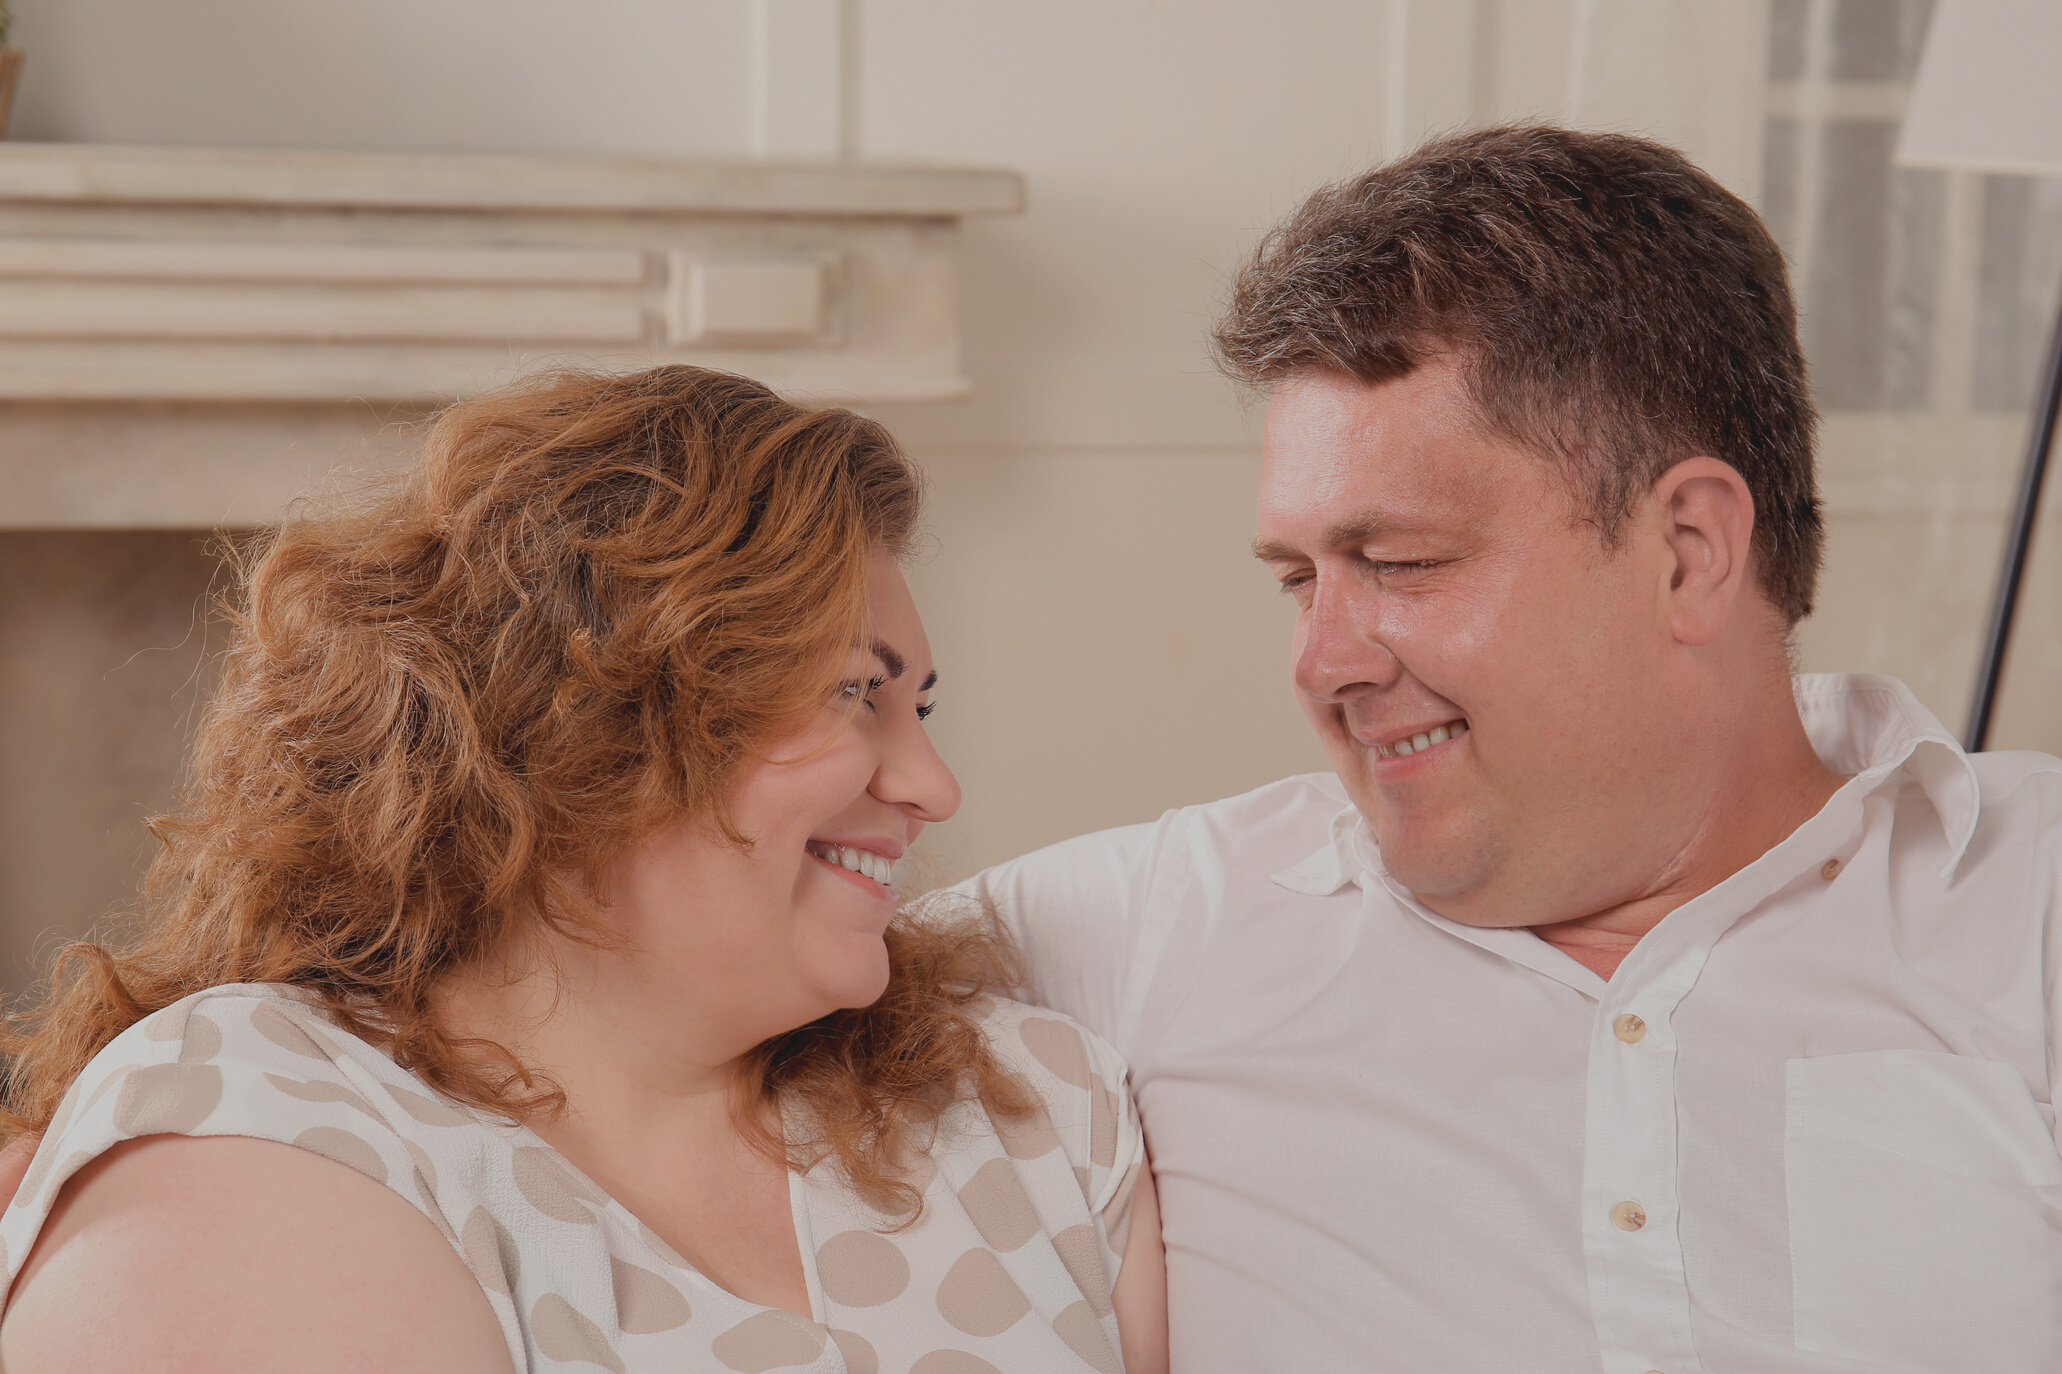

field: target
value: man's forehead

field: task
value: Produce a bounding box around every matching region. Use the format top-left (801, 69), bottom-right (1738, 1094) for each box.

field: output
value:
top-left (1255, 382), bottom-right (1551, 554)
top-left (1252, 507), bottom-right (1448, 561)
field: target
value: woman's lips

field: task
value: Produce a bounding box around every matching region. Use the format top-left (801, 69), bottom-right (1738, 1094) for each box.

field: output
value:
top-left (805, 840), bottom-right (898, 891)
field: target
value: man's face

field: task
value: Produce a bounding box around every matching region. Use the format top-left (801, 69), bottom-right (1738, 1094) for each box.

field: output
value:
top-left (1255, 360), bottom-right (1694, 928)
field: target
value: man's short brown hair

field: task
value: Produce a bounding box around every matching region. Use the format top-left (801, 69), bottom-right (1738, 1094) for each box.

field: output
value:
top-left (1215, 125), bottom-right (1822, 625)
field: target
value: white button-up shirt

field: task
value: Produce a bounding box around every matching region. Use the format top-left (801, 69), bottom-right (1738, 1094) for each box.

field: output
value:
top-left (961, 675), bottom-right (2062, 1374)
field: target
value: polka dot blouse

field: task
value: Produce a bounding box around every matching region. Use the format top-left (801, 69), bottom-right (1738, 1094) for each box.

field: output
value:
top-left (1, 984), bottom-right (1145, 1373)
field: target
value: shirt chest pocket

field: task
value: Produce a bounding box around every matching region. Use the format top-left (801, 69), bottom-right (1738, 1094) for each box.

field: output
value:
top-left (1786, 1050), bottom-right (2062, 1373)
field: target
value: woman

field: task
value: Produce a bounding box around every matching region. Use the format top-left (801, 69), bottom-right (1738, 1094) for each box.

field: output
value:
top-left (0, 367), bottom-right (1167, 1373)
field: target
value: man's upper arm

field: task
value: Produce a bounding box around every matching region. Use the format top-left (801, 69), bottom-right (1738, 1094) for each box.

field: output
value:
top-left (1, 1133), bottom-right (513, 1374)
top-left (958, 818), bottom-right (1166, 1045)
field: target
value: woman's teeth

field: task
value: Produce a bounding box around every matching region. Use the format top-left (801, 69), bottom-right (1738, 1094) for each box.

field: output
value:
top-left (1377, 718), bottom-right (1469, 759)
top-left (808, 842), bottom-right (896, 887)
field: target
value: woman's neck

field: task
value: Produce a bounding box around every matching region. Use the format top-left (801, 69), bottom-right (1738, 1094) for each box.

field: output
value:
top-left (435, 933), bottom-right (750, 1144)
top-left (433, 936), bottom-right (814, 1314)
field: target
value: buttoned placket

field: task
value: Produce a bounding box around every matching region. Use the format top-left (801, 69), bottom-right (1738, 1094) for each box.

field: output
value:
top-left (1358, 769), bottom-right (1909, 1374)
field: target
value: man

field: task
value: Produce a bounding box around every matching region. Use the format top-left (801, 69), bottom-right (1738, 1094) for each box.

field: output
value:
top-left (967, 126), bottom-right (2062, 1373)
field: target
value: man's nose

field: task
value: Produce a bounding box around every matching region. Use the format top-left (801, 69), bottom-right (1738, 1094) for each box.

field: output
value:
top-left (1294, 577), bottom-right (1402, 703)
top-left (875, 716), bottom-right (962, 825)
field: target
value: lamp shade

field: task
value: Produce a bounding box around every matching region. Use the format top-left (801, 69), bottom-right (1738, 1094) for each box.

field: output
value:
top-left (1896, 0), bottom-right (2062, 176)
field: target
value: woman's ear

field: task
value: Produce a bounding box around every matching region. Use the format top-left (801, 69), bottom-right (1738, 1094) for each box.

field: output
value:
top-left (1652, 456), bottom-right (1756, 648)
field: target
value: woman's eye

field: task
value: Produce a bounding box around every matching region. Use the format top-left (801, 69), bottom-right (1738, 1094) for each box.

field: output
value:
top-left (837, 676), bottom-right (889, 711)
top-left (916, 701), bottom-right (937, 721)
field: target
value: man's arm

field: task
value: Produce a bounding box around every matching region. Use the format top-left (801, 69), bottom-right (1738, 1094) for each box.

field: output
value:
top-left (954, 818), bottom-right (1165, 1048)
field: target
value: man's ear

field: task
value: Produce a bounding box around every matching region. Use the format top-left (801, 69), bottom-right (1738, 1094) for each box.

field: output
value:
top-left (1652, 456), bottom-right (1755, 648)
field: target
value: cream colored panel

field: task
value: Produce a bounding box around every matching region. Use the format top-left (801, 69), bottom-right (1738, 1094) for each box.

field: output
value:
top-left (668, 255), bottom-right (831, 344)
top-left (0, 239), bottom-right (647, 285)
top-left (0, 282), bottom-right (648, 345)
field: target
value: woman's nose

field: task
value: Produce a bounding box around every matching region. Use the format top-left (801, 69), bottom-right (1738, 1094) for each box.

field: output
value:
top-left (876, 717), bottom-right (962, 824)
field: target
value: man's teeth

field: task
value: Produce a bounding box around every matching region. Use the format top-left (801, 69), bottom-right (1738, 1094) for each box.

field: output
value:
top-left (1378, 718), bottom-right (1469, 759)
top-left (809, 842), bottom-right (896, 886)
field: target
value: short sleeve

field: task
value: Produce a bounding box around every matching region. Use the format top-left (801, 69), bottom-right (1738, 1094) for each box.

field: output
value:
top-left (978, 999), bottom-right (1147, 1281)
top-left (953, 819), bottom-right (1167, 1053)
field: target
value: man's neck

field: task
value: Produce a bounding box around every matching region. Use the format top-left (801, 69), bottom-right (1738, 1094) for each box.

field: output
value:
top-left (1529, 733), bottom-right (1847, 983)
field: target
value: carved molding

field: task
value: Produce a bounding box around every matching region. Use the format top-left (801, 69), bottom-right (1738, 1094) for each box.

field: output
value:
top-left (0, 144), bottom-right (1022, 402)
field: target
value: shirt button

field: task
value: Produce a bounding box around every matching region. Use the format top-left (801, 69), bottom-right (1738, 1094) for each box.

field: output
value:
top-left (1820, 857), bottom-right (1843, 880)
top-left (1611, 1200), bottom-right (1647, 1231)
top-left (1613, 1013), bottom-right (1647, 1044)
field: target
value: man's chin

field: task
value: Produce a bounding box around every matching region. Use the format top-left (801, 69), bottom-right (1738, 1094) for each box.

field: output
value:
top-left (1366, 817), bottom-right (1496, 906)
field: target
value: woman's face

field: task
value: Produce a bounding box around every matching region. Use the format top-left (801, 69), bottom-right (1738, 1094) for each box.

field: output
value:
top-left (602, 550), bottom-right (961, 1052)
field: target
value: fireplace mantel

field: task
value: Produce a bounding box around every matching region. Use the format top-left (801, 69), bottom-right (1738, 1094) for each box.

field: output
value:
top-left (0, 144), bottom-right (1023, 403)
top-left (0, 144), bottom-right (1021, 527)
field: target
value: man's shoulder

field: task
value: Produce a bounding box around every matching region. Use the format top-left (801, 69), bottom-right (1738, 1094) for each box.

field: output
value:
top-left (1969, 748), bottom-right (2062, 803)
top-left (1965, 748), bottom-right (2062, 845)
top-left (993, 771), bottom-right (1349, 876)
top-left (964, 771), bottom-right (1354, 938)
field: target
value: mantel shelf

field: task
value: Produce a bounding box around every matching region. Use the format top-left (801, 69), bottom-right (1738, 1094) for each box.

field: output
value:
top-left (0, 144), bottom-right (1024, 405)
top-left (0, 143), bottom-right (1025, 217)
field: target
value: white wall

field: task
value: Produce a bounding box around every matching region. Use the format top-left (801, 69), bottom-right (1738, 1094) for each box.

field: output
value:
top-left (4, 0), bottom-right (2047, 900)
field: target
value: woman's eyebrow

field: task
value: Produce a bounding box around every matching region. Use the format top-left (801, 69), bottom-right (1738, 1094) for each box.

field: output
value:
top-left (869, 642), bottom-right (937, 693)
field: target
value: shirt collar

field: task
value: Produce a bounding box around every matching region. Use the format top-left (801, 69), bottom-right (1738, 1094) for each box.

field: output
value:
top-left (1271, 672), bottom-right (1983, 896)
top-left (1793, 672), bottom-right (1980, 876)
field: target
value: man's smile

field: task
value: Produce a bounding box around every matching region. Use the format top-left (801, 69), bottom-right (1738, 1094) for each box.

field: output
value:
top-left (1362, 716), bottom-right (1470, 759)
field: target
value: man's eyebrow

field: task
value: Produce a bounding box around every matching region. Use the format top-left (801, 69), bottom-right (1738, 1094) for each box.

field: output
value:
top-left (870, 641), bottom-right (906, 680)
top-left (1252, 514), bottom-right (1385, 562)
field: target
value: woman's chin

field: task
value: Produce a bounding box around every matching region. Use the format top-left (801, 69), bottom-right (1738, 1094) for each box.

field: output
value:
top-left (800, 942), bottom-right (893, 1016)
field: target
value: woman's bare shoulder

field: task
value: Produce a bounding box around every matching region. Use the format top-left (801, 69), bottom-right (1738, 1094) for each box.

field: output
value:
top-left (0, 1133), bottom-right (513, 1374)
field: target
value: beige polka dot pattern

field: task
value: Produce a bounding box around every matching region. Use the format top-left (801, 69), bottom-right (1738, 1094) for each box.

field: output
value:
top-left (0, 985), bottom-right (1144, 1374)
top-left (177, 1012), bottom-right (223, 1063)
top-left (612, 1253), bottom-right (694, 1333)
top-left (1050, 1225), bottom-right (1113, 1318)
top-left (535, 1292), bottom-right (628, 1374)
top-left (1018, 1018), bottom-right (1093, 1089)
top-left (956, 1157), bottom-right (1042, 1252)
top-left (1089, 1075), bottom-right (1121, 1170)
top-left (936, 1248), bottom-right (1033, 1336)
top-left (111, 1062), bottom-right (222, 1136)
top-left (816, 1228), bottom-right (911, 1307)
top-left (711, 1309), bottom-right (827, 1371)
top-left (461, 1206), bottom-right (521, 1296)
top-left (384, 1080), bottom-right (472, 1127)
top-left (511, 1144), bottom-right (604, 1224)
top-left (292, 1125), bottom-right (388, 1184)
top-left (248, 1001), bottom-right (334, 1059)
top-left (265, 1074), bottom-right (384, 1125)
top-left (911, 1351), bottom-right (1006, 1374)
top-left (402, 1137), bottom-right (440, 1200)
top-left (829, 1328), bottom-right (879, 1374)
top-left (996, 1104), bottom-right (1062, 1161)
top-left (1053, 1300), bottom-right (1122, 1373)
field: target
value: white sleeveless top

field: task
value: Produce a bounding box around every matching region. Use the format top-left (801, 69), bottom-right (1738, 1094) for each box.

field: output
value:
top-left (1, 984), bottom-right (1143, 1373)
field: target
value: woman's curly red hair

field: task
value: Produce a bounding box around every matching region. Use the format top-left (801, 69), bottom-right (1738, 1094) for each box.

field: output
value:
top-left (0, 365), bottom-right (1029, 1218)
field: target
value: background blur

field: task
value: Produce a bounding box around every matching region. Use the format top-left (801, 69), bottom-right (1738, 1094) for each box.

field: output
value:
top-left (2, 0), bottom-right (2057, 997)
